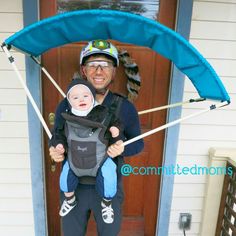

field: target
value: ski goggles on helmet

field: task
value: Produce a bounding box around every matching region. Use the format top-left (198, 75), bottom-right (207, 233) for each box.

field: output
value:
top-left (80, 40), bottom-right (119, 66)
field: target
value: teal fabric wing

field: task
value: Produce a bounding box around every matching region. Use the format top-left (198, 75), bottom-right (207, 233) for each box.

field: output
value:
top-left (4, 9), bottom-right (230, 102)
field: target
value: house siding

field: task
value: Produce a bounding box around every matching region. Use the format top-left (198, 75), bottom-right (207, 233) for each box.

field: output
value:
top-left (0, 1), bottom-right (35, 236)
top-left (169, 0), bottom-right (236, 235)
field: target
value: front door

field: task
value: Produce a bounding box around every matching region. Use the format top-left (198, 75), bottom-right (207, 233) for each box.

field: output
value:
top-left (40, 1), bottom-right (177, 235)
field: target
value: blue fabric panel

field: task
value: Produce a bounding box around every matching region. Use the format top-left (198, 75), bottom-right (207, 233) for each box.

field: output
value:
top-left (60, 161), bottom-right (70, 192)
top-left (96, 157), bottom-right (117, 199)
top-left (4, 9), bottom-right (230, 102)
top-left (102, 158), bottom-right (117, 198)
top-left (60, 160), bottom-right (79, 192)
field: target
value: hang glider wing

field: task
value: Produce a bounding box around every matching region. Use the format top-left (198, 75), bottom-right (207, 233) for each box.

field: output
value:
top-left (3, 9), bottom-right (230, 102)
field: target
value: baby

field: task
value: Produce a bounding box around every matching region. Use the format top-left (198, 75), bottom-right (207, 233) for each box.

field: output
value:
top-left (50, 78), bottom-right (122, 224)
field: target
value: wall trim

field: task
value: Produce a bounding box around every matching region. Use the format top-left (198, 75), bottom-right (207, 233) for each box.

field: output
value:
top-left (156, 0), bottom-right (194, 235)
top-left (23, 0), bottom-right (47, 236)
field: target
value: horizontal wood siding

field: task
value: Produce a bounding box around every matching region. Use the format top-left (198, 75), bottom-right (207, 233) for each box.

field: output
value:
top-left (169, 0), bottom-right (236, 235)
top-left (0, 1), bottom-right (34, 236)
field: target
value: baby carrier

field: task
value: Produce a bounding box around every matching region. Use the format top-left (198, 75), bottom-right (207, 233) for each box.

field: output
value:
top-left (62, 94), bottom-right (123, 177)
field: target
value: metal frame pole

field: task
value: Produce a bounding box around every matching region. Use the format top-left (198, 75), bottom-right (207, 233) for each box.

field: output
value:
top-left (31, 56), bottom-right (66, 98)
top-left (2, 45), bottom-right (52, 138)
top-left (124, 101), bottom-right (229, 146)
top-left (138, 98), bottom-right (205, 115)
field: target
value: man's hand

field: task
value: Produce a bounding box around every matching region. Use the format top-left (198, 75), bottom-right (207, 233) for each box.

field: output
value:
top-left (107, 140), bottom-right (124, 158)
top-left (49, 144), bottom-right (65, 162)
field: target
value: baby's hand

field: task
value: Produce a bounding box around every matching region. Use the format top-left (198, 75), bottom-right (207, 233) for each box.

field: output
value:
top-left (56, 144), bottom-right (65, 153)
top-left (109, 126), bottom-right (119, 138)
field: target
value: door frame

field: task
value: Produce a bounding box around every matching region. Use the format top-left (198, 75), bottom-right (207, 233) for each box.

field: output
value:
top-left (22, 0), bottom-right (194, 235)
top-left (156, 1), bottom-right (194, 235)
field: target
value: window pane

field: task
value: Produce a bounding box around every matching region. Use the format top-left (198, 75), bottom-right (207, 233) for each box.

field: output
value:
top-left (57, 0), bottom-right (159, 20)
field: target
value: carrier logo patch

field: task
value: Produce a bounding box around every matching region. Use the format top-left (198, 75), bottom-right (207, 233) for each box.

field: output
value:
top-left (77, 146), bottom-right (87, 152)
top-left (71, 140), bottom-right (97, 169)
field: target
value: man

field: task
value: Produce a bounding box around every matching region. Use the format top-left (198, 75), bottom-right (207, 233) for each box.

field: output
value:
top-left (49, 39), bottom-right (144, 236)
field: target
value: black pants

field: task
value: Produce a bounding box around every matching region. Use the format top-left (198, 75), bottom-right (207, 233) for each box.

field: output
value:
top-left (61, 181), bottom-right (124, 236)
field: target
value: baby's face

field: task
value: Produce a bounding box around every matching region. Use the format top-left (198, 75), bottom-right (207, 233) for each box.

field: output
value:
top-left (68, 84), bottom-right (94, 111)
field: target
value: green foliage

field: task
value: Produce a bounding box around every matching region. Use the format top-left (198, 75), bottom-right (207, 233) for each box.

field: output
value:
top-left (57, 0), bottom-right (147, 16)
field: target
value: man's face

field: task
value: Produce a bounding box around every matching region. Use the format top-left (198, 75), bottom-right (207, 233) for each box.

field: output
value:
top-left (68, 84), bottom-right (94, 111)
top-left (81, 55), bottom-right (116, 92)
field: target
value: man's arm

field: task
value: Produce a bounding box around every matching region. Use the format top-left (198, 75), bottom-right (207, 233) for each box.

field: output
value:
top-left (49, 98), bottom-right (69, 162)
top-left (120, 99), bottom-right (144, 156)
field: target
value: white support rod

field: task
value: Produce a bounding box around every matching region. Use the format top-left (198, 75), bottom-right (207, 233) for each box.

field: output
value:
top-left (2, 45), bottom-right (52, 139)
top-left (123, 101), bottom-right (229, 147)
top-left (42, 67), bottom-right (66, 98)
top-left (138, 99), bottom-right (205, 115)
top-left (32, 56), bottom-right (204, 117)
top-left (32, 56), bottom-right (206, 118)
top-left (138, 101), bottom-right (189, 115)
top-left (32, 57), bottom-right (66, 98)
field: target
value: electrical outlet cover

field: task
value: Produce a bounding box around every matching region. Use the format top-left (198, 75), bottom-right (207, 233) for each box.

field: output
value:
top-left (179, 213), bottom-right (192, 230)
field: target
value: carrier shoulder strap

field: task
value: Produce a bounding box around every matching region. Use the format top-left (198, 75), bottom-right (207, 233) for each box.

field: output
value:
top-left (102, 93), bottom-right (124, 127)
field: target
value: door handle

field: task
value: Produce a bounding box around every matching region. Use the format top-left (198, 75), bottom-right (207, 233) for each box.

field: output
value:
top-left (48, 112), bottom-right (55, 126)
top-left (48, 112), bottom-right (56, 171)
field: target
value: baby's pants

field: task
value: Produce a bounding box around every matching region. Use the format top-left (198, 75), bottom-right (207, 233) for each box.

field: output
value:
top-left (60, 157), bottom-right (117, 199)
